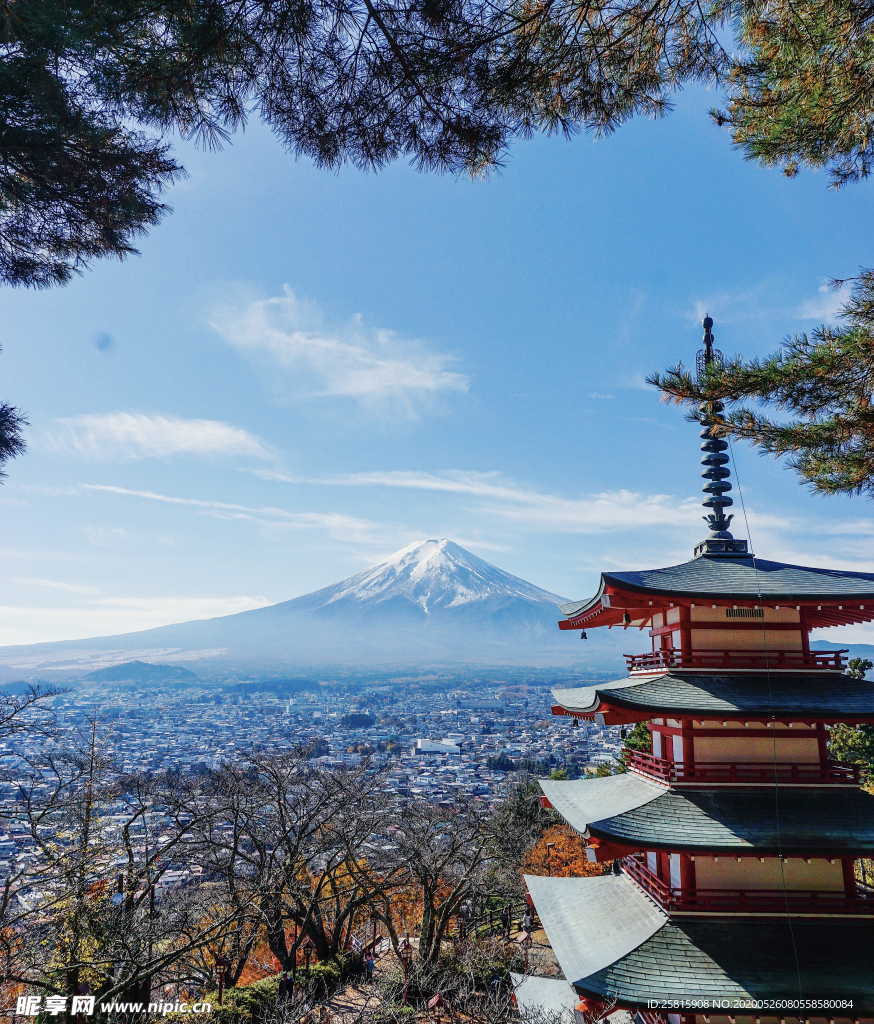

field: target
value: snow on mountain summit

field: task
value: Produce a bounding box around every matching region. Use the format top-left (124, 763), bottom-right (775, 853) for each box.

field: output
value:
top-left (307, 538), bottom-right (566, 614)
top-left (0, 537), bottom-right (605, 670)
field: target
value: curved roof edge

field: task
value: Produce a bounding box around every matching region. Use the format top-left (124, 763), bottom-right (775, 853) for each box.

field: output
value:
top-left (552, 672), bottom-right (874, 720)
top-left (561, 555), bottom-right (874, 620)
top-left (539, 775), bottom-right (663, 835)
top-left (523, 874), bottom-right (666, 991)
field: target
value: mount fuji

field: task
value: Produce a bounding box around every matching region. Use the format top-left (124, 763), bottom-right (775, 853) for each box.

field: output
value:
top-left (0, 539), bottom-right (624, 674)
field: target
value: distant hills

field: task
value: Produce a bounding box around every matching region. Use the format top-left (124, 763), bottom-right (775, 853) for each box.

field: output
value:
top-left (83, 660), bottom-right (200, 684)
top-left (0, 540), bottom-right (624, 675)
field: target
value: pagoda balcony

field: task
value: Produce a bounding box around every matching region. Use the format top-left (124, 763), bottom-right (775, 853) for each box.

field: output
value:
top-left (624, 647), bottom-right (847, 673)
top-left (626, 749), bottom-right (861, 786)
top-left (623, 853), bottom-right (874, 916)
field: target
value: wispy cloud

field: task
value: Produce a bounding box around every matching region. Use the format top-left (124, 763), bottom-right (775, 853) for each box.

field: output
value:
top-left (47, 413), bottom-right (272, 461)
top-left (687, 284), bottom-right (781, 327)
top-left (796, 280), bottom-right (853, 322)
top-left (11, 577), bottom-right (101, 596)
top-left (255, 468), bottom-right (737, 534)
top-left (0, 594), bottom-right (270, 646)
top-left (82, 484), bottom-right (384, 544)
top-left (209, 286), bottom-right (469, 414)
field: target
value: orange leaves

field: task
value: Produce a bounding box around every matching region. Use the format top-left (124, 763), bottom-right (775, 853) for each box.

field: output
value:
top-left (522, 825), bottom-right (607, 878)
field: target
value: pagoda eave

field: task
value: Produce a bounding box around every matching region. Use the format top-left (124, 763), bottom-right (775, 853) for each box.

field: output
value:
top-left (526, 874), bottom-right (874, 1011)
top-left (551, 672), bottom-right (874, 722)
top-left (541, 776), bottom-right (874, 856)
top-left (559, 569), bottom-right (874, 630)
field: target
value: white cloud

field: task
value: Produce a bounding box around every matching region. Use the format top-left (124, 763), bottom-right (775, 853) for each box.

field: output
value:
top-left (255, 468), bottom-right (735, 534)
top-left (11, 577), bottom-right (101, 596)
top-left (0, 594), bottom-right (270, 646)
top-left (209, 286), bottom-right (469, 414)
top-left (82, 483), bottom-right (384, 544)
top-left (796, 280), bottom-right (853, 322)
top-left (47, 412), bottom-right (272, 461)
top-left (687, 284), bottom-right (778, 326)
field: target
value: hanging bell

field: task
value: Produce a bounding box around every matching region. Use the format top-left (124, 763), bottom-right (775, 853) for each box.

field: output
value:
top-left (579, 630), bottom-right (588, 640)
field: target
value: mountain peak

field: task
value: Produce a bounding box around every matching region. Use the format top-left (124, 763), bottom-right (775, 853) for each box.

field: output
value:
top-left (309, 538), bottom-right (565, 614)
top-left (0, 538), bottom-right (585, 672)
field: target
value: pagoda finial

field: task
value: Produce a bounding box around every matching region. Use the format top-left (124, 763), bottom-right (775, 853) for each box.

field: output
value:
top-left (692, 316), bottom-right (750, 559)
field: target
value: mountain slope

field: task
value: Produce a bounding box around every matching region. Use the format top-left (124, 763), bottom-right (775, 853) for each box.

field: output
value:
top-left (0, 539), bottom-right (622, 673)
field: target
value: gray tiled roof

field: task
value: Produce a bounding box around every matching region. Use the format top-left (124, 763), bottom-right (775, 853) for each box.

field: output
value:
top-left (553, 671), bottom-right (874, 718)
top-left (541, 775), bottom-right (664, 832)
top-left (561, 554), bottom-right (874, 614)
top-left (527, 874), bottom-right (874, 1010)
top-left (595, 786), bottom-right (874, 853)
top-left (524, 875), bottom-right (666, 988)
top-left (510, 975), bottom-right (577, 1020)
top-left (584, 918), bottom-right (874, 1008)
top-left (542, 776), bottom-right (874, 852)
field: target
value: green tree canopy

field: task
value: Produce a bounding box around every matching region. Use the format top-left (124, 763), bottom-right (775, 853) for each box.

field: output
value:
top-left (828, 659), bottom-right (874, 781)
top-left (649, 272), bottom-right (874, 497)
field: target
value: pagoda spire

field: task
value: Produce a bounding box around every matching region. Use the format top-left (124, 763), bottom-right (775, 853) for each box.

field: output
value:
top-left (693, 316), bottom-right (750, 558)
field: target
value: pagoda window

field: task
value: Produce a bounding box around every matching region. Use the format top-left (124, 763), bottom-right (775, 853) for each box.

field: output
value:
top-left (651, 730), bottom-right (663, 757)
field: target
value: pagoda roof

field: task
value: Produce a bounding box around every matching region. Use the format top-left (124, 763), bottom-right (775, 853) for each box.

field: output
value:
top-left (541, 776), bottom-right (874, 854)
top-left (527, 874), bottom-right (874, 1010)
top-left (524, 874), bottom-right (666, 987)
top-left (559, 553), bottom-right (874, 629)
top-left (510, 975), bottom-right (577, 1019)
top-left (552, 671), bottom-right (874, 721)
top-left (510, 975), bottom-right (632, 1024)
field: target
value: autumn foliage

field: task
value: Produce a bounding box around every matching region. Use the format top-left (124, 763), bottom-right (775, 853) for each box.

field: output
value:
top-left (522, 825), bottom-right (607, 878)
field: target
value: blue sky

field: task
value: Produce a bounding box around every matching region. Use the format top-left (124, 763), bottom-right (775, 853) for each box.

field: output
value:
top-left (2, 85), bottom-right (873, 647)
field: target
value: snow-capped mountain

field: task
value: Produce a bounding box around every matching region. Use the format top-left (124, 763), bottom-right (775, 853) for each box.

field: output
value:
top-left (293, 539), bottom-right (565, 616)
top-left (0, 539), bottom-right (622, 674)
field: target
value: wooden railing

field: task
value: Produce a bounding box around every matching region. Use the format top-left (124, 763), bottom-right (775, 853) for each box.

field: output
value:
top-left (626, 749), bottom-right (861, 785)
top-left (623, 853), bottom-right (874, 915)
top-left (624, 648), bottom-right (847, 672)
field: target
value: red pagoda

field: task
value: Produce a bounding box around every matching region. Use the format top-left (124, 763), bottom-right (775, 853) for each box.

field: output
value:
top-left (526, 319), bottom-right (874, 1018)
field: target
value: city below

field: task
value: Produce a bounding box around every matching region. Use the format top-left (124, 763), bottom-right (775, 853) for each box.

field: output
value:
top-left (0, 667), bottom-right (621, 885)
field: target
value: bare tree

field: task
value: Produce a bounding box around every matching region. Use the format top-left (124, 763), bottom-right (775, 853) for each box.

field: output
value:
top-left (0, 722), bottom-right (243, 1020)
top-left (197, 752), bottom-right (394, 975)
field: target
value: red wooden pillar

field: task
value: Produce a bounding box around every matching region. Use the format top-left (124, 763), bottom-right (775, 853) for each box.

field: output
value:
top-left (680, 853), bottom-right (696, 893)
top-left (678, 604), bottom-right (692, 664)
top-left (799, 607), bottom-right (811, 659)
top-left (683, 720), bottom-right (696, 773)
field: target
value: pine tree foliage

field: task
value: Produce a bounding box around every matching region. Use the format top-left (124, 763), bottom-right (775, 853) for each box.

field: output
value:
top-left (649, 272), bottom-right (874, 497)
top-left (0, 398), bottom-right (27, 482)
top-left (0, 0), bottom-right (730, 287)
top-left (4, 2), bottom-right (874, 286)
top-left (717, 1), bottom-right (874, 187)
